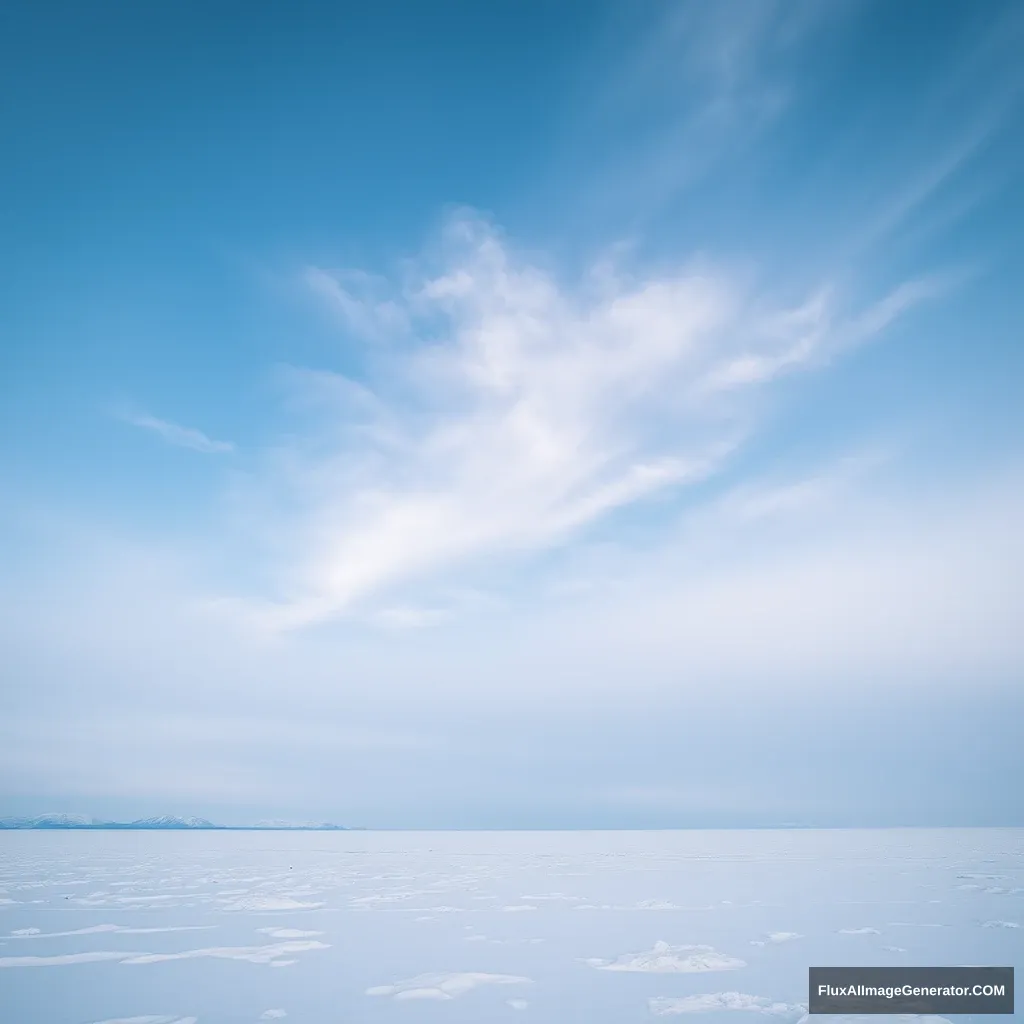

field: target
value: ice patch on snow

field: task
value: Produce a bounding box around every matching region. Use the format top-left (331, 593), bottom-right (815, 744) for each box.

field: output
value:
top-left (88, 1017), bottom-right (197, 1024)
top-left (0, 938), bottom-right (329, 969)
top-left (9, 924), bottom-right (213, 939)
top-left (88, 1018), bottom-right (196, 1024)
top-left (121, 940), bottom-right (328, 965)
top-left (1, 951), bottom-right (135, 968)
top-left (367, 972), bottom-right (532, 1000)
top-left (220, 896), bottom-right (324, 911)
top-left (802, 1016), bottom-right (953, 1024)
top-left (587, 941), bottom-right (746, 973)
top-left (256, 927), bottom-right (323, 938)
top-left (751, 931), bottom-right (802, 945)
top-left (650, 992), bottom-right (806, 1018)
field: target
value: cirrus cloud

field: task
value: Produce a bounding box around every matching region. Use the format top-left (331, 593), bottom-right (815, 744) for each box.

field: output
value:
top-left (229, 212), bottom-right (939, 630)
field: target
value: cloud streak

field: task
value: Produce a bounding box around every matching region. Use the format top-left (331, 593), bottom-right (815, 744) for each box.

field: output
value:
top-left (562, 0), bottom-right (849, 223)
top-left (117, 412), bottom-right (235, 455)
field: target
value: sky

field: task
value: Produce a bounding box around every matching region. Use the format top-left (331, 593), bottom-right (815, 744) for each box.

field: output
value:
top-left (1, 0), bottom-right (1023, 829)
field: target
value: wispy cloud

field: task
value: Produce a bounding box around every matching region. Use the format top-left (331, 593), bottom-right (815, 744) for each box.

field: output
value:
top-left (303, 266), bottom-right (410, 342)
top-left (561, 0), bottom-right (850, 222)
top-left (831, 5), bottom-right (1024, 264)
top-left (117, 412), bottom-right (235, 455)
top-left (221, 211), bottom-right (940, 629)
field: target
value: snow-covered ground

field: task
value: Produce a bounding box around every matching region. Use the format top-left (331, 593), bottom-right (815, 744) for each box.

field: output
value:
top-left (0, 829), bottom-right (1019, 1023)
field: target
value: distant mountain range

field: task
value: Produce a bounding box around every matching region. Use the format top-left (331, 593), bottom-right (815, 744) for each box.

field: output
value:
top-left (0, 813), bottom-right (353, 831)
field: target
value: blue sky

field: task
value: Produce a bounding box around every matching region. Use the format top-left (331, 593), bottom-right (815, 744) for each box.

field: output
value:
top-left (2, 0), bottom-right (1023, 827)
